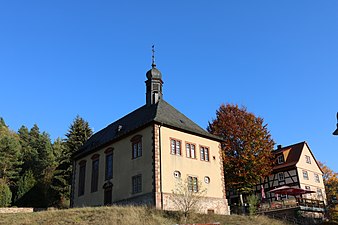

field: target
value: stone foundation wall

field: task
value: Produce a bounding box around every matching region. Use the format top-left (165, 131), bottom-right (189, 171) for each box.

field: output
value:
top-left (0, 208), bottom-right (34, 213)
top-left (162, 193), bottom-right (230, 215)
top-left (114, 192), bottom-right (154, 206)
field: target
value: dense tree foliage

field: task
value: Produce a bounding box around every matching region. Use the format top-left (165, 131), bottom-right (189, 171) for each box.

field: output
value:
top-left (318, 161), bottom-right (338, 221)
top-left (0, 179), bottom-right (12, 207)
top-left (0, 119), bottom-right (22, 184)
top-left (207, 104), bottom-right (275, 192)
top-left (52, 115), bottom-right (93, 206)
top-left (15, 170), bottom-right (36, 202)
top-left (0, 116), bottom-right (92, 208)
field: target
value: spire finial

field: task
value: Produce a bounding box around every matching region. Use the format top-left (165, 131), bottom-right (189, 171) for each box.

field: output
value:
top-left (152, 45), bottom-right (156, 68)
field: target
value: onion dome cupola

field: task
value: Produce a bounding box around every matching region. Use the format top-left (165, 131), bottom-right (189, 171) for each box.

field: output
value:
top-left (146, 45), bottom-right (163, 105)
top-left (146, 65), bottom-right (162, 80)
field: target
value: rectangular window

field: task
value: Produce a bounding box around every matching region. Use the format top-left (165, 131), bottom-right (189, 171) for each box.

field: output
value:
top-left (105, 153), bottom-right (113, 180)
top-left (317, 188), bottom-right (323, 197)
top-left (132, 138), bottom-right (142, 159)
top-left (186, 143), bottom-right (196, 159)
top-left (132, 174), bottom-right (142, 194)
top-left (305, 186), bottom-right (311, 198)
top-left (188, 176), bottom-right (198, 192)
top-left (170, 139), bottom-right (181, 155)
top-left (200, 146), bottom-right (209, 161)
top-left (91, 158), bottom-right (99, 193)
top-left (305, 155), bottom-right (311, 164)
top-left (303, 170), bottom-right (309, 180)
top-left (314, 174), bottom-right (320, 183)
top-left (78, 161), bottom-right (86, 196)
top-left (277, 155), bottom-right (284, 164)
top-left (207, 209), bottom-right (215, 214)
top-left (278, 172), bottom-right (285, 181)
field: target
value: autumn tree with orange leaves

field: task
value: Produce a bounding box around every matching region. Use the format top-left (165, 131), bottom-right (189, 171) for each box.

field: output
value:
top-left (207, 104), bottom-right (275, 193)
top-left (318, 161), bottom-right (338, 222)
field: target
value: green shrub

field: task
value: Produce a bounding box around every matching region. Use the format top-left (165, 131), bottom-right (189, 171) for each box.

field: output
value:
top-left (0, 180), bottom-right (12, 207)
top-left (15, 170), bottom-right (36, 201)
top-left (247, 194), bottom-right (259, 216)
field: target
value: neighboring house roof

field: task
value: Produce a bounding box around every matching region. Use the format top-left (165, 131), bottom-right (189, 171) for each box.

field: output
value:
top-left (73, 99), bottom-right (221, 160)
top-left (273, 142), bottom-right (304, 171)
top-left (272, 141), bottom-right (323, 173)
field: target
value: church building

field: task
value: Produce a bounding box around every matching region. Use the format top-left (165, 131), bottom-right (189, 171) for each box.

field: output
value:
top-left (71, 55), bottom-right (229, 214)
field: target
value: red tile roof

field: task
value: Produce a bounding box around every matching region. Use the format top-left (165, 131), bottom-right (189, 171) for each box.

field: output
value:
top-left (273, 141), bottom-right (305, 171)
top-left (272, 141), bottom-right (323, 173)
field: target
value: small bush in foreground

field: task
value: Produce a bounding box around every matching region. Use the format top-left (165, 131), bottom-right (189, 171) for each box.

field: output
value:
top-left (0, 180), bottom-right (12, 207)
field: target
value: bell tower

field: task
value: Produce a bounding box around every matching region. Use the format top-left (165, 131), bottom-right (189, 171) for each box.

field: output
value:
top-left (145, 46), bottom-right (163, 105)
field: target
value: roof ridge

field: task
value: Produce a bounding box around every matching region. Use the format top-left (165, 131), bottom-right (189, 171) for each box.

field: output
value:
top-left (275, 141), bottom-right (306, 151)
top-left (154, 99), bottom-right (222, 140)
top-left (74, 99), bottom-right (222, 159)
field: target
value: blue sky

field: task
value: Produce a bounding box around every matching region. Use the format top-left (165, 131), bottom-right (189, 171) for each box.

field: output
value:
top-left (1, 1), bottom-right (337, 171)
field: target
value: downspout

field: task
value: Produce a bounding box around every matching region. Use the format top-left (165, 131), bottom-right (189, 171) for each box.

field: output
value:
top-left (158, 123), bottom-right (163, 210)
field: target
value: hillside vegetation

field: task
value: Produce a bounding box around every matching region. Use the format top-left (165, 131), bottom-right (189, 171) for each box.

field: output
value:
top-left (0, 206), bottom-right (290, 225)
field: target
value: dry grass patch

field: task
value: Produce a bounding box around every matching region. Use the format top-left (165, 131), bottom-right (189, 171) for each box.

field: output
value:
top-left (0, 206), bottom-right (174, 225)
top-left (0, 206), bottom-right (290, 225)
top-left (184, 213), bottom-right (290, 225)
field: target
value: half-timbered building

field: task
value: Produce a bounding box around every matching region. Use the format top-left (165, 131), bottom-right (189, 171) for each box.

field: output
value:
top-left (227, 141), bottom-right (326, 220)
top-left (256, 141), bottom-right (326, 204)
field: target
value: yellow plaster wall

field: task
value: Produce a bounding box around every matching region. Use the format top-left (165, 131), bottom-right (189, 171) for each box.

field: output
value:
top-left (159, 126), bottom-right (224, 199)
top-left (73, 126), bottom-right (154, 207)
top-left (296, 144), bottom-right (326, 202)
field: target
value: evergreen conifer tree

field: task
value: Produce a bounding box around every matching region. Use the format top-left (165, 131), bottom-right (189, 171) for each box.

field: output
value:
top-left (18, 126), bottom-right (37, 173)
top-left (0, 179), bottom-right (12, 207)
top-left (16, 124), bottom-right (56, 207)
top-left (52, 115), bottom-right (92, 206)
top-left (0, 118), bottom-right (22, 185)
top-left (15, 170), bottom-right (36, 202)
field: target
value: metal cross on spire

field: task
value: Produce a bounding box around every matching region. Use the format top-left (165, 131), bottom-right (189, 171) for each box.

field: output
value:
top-left (152, 45), bottom-right (156, 68)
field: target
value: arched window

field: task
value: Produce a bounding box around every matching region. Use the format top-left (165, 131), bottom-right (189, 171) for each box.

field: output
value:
top-left (105, 148), bottom-right (114, 180)
top-left (78, 160), bottom-right (87, 196)
top-left (91, 154), bottom-right (100, 193)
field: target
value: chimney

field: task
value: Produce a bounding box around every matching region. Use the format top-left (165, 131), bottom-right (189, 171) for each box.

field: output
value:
top-left (277, 144), bottom-right (282, 149)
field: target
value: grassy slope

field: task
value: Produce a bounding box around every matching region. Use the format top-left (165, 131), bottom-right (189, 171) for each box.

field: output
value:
top-left (0, 206), bottom-right (290, 225)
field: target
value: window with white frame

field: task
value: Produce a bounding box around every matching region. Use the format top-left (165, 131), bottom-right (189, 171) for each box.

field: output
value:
top-left (317, 188), bottom-right (323, 197)
top-left (303, 170), bottom-right (309, 180)
top-left (277, 155), bottom-right (284, 164)
top-left (170, 139), bottom-right (181, 155)
top-left (200, 146), bottom-right (209, 161)
top-left (314, 173), bottom-right (320, 183)
top-left (186, 143), bottom-right (196, 159)
top-left (305, 186), bottom-right (312, 198)
top-left (278, 172), bottom-right (285, 181)
top-left (188, 176), bottom-right (198, 192)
